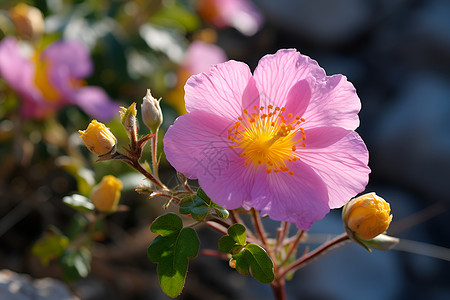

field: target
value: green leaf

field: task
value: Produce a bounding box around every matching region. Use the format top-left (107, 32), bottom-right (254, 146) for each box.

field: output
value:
top-left (196, 187), bottom-right (212, 204)
top-left (66, 214), bottom-right (89, 241)
top-left (179, 188), bottom-right (229, 221)
top-left (32, 227), bottom-right (69, 266)
top-left (228, 224), bottom-right (247, 246)
top-left (148, 213), bottom-right (200, 298)
top-left (218, 224), bottom-right (247, 254)
top-left (151, 212), bottom-right (183, 236)
top-left (179, 195), bottom-right (209, 221)
top-left (59, 247), bottom-right (91, 282)
top-left (232, 244), bottom-right (274, 284)
top-left (211, 204), bottom-right (229, 219)
top-left (62, 194), bottom-right (95, 212)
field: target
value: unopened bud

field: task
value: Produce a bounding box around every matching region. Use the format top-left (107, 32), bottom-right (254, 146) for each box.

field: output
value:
top-left (78, 120), bottom-right (116, 155)
top-left (90, 175), bottom-right (123, 212)
top-left (9, 3), bottom-right (44, 40)
top-left (229, 258), bottom-right (236, 269)
top-left (119, 103), bottom-right (138, 142)
top-left (343, 192), bottom-right (393, 241)
top-left (141, 89), bottom-right (163, 133)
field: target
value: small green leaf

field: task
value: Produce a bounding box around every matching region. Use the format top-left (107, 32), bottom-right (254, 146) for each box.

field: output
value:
top-left (218, 224), bottom-right (247, 254)
top-left (179, 195), bottom-right (209, 221)
top-left (62, 194), bottom-right (95, 212)
top-left (211, 204), bottom-right (229, 219)
top-left (32, 227), bottom-right (69, 266)
top-left (151, 212), bottom-right (183, 236)
top-left (231, 244), bottom-right (274, 284)
top-left (148, 213), bottom-right (200, 298)
top-left (59, 247), bottom-right (91, 282)
top-left (242, 244), bottom-right (275, 284)
top-left (196, 187), bottom-right (212, 204)
top-left (218, 235), bottom-right (239, 253)
top-left (179, 188), bottom-right (229, 221)
top-left (228, 224), bottom-right (247, 246)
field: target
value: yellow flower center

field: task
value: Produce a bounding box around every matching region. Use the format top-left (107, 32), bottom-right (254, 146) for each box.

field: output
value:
top-left (32, 51), bottom-right (61, 102)
top-left (227, 105), bottom-right (306, 174)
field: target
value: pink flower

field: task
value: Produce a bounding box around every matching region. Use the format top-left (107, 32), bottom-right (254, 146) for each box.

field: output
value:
top-left (167, 40), bottom-right (227, 115)
top-left (163, 49), bottom-right (370, 230)
top-left (196, 0), bottom-right (263, 36)
top-left (0, 37), bottom-right (118, 121)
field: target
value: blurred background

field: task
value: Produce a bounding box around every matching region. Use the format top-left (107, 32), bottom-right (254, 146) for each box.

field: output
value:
top-left (0, 0), bottom-right (449, 299)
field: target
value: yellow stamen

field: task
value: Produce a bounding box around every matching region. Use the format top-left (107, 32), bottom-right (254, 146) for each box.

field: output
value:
top-left (227, 105), bottom-right (306, 174)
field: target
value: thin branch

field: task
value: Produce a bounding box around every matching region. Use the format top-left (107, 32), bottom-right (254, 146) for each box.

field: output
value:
top-left (279, 233), bottom-right (350, 278)
top-left (280, 229), bottom-right (305, 267)
top-left (275, 222), bottom-right (290, 253)
top-left (251, 208), bottom-right (269, 248)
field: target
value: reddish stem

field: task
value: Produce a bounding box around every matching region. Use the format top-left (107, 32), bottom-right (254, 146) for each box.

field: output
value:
top-left (270, 277), bottom-right (287, 300)
top-left (279, 233), bottom-right (350, 278)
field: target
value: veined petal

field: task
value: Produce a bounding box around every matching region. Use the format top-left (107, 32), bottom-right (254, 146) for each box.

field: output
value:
top-left (253, 49), bottom-right (322, 108)
top-left (250, 160), bottom-right (330, 230)
top-left (164, 110), bottom-right (236, 178)
top-left (300, 127), bottom-right (370, 208)
top-left (184, 60), bottom-right (256, 121)
top-left (302, 74), bottom-right (361, 130)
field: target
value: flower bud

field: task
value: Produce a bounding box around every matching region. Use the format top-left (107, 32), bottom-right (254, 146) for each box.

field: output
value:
top-left (119, 103), bottom-right (138, 142)
top-left (343, 192), bottom-right (393, 241)
top-left (141, 89), bottom-right (163, 133)
top-left (78, 120), bottom-right (116, 155)
top-left (9, 3), bottom-right (44, 40)
top-left (90, 175), bottom-right (123, 212)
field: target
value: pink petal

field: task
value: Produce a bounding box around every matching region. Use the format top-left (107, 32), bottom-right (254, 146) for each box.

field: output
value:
top-left (300, 127), bottom-right (370, 208)
top-left (253, 49), bottom-right (322, 109)
top-left (250, 160), bottom-right (330, 230)
top-left (302, 74), bottom-right (361, 130)
top-left (164, 110), bottom-right (253, 208)
top-left (284, 79), bottom-right (311, 118)
top-left (183, 40), bottom-right (227, 76)
top-left (184, 60), bottom-right (256, 121)
top-left (0, 38), bottom-right (35, 97)
top-left (72, 87), bottom-right (118, 122)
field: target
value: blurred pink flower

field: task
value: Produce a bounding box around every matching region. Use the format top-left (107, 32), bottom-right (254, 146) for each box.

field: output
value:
top-left (196, 0), bottom-right (263, 36)
top-left (167, 40), bottom-right (227, 115)
top-left (164, 49), bottom-right (370, 229)
top-left (0, 37), bottom-right (118, 121)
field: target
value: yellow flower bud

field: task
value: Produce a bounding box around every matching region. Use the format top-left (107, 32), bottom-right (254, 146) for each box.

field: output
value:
top-left (78, 120), bottom-right (116, 155)
top-left (9, 3), bottom-right (44, 40)
top-left (90, 175), bottom-right (123, 212)
top-left (141, 89), bottom-right (163, 133)
top-left (343, 192), bottom-right (393, 241)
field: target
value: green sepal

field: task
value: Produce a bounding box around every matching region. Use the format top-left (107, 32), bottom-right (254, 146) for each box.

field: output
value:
top-left (62, 194), bottom-right (95, 212)
top-left (148, 213), bottom-right (200, 298)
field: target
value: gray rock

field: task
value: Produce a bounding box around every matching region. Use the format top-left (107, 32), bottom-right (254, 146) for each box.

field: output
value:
top-left (0, 269), bottom-right (78, 300)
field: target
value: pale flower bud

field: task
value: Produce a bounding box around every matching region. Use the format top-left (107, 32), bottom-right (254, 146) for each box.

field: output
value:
top-left (119, 103), bottom-right (138, 142)
top-left (141, 89), bottom-right (163, 133)
top-left (90, 175), bottom-right (123, 212)
top-left (343, 192), bottom-right (393, 241)
top-left (9, 3), bottom-right (44, 40)
top-left (78, 120), bottom-right (116, 155)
